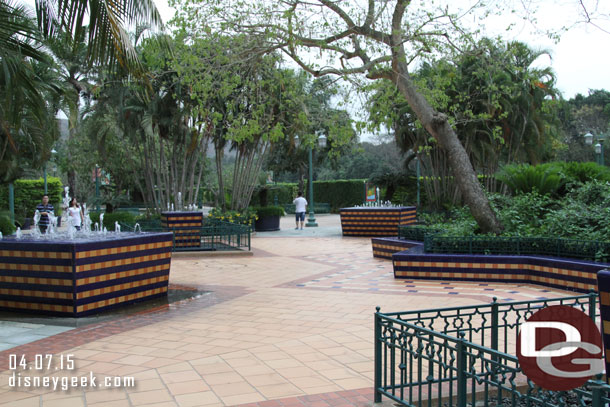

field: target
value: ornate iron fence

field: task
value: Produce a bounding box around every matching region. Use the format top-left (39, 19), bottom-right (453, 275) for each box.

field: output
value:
top-left (120, 220), bottom-right (251, 251)
top-left (374, 293), bottom-right (610, 406)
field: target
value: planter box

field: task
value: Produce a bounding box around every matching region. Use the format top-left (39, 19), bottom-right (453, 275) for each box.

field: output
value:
top-left (0, 232), bottom-right (173, 316)
top-left (255, 215), bottom-right (280, 232)
top-left (161, 211), bottom-right (203, 248)
top-left (340, 206), bottom-right (416, 237)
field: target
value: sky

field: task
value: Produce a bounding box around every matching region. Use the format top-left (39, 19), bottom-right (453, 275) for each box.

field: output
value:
top-left (19, 0), bottom-right (610, 104)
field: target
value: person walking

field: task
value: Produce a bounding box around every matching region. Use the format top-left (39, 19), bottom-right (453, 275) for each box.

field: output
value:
top-left (35, 195), bottom-right (54, 234)
top-left (67, 198), bottom-right (84, 230)
top-left (293, 191), bottom-right (308, 230)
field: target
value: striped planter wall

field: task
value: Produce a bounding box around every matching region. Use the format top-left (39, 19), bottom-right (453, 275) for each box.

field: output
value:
top-left (371, 237), bottom-right (422, 260)
top-left (0, 232), bottom-right (173, 316)
top-left (393, 252), bottom-right (606, 293)
top-left (161, 211), bottom-right (203, 248)
top-left (340, 206), bottom-right (416, 237)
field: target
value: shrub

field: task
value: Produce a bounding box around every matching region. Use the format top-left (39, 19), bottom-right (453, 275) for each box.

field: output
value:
top-left (208, 208), bottom-right (257, 226)
top-left (496, 164), bottom-right (563, 196)
top-left (88, 211), bottom-right (136, 231)
top-left (0, 178), bottom-right (63, 220)
top-left (0, 211), bottom-right (16, 235)
top-left (306, 179), bottom-right (367, 212)
top-left (250, 183), bottom-right (298, 206)
top-left (253, 206), bottom-right (285, 217)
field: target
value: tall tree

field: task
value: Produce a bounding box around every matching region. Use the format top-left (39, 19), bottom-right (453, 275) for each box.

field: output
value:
top-left (35, 0), bottom-right (164, 72)
top-left (171, 0), bottom-right (504, 233)
top-left (367, 39), bottom-right (560, 207)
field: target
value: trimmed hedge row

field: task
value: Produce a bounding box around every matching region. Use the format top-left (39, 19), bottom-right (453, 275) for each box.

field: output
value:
top-left (306, 179), bottom-right (367, 212)
top-left (0, 178), bottom-right (63, 223)
top-left (250, 183), bottom-right (299, 206)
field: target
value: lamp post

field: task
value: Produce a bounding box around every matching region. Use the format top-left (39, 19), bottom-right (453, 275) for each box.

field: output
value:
top-left (95, 164), bottom-right (100, 211)
top-left (43, 149), bottom-right (57, 195)
top-left (295, 132), bottom-right (327, 228)
top-left (585, 132), bottom-right (606, 166)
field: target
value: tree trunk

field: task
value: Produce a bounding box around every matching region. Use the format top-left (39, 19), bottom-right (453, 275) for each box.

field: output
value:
top-left (393, 62), bottom-right (503, 234)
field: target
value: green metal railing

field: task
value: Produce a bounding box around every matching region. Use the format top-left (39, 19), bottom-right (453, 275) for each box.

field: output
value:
top-left (283, 203), bottom-right (331, 214)
top-left (424, 234), bottom-right (610, 262)
top-left (120, 220), bottom-right (251, 252)
top-left (374, 293), bottom-right (610, 406)
top-left (398, 225), bottom-right (442, 242)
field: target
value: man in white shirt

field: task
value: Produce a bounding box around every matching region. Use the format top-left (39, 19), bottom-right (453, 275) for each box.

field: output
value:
top-left (293, 191), bottom-right (308, 230)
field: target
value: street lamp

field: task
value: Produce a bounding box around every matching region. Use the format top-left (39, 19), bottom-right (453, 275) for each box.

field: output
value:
top-left (295, 132), bottom-right (327, 227)
top-left (43, 149), bottom-right (58, 194)
top-left (584, 132), bottom-right (606, 166)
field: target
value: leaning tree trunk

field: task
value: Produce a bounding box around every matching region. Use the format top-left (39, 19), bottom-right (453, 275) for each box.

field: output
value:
top-left (393, 61), bottom-right (503, 234)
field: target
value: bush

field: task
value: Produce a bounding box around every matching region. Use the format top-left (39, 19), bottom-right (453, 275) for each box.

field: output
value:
top-left (0, 178), bottom-right (63, 221)
top-left (88, 211), bottom-right (136, 231)
top-left (305, 179), bottom-right (366, 212)
top-left (496, 164), bottom-right (564, 196)
top-left (253, 206), bottom-right (285, 217)
top-left (0, 211), bottom-right (16, 235)
top-left (208, 207), bottom-right (257, 226)
top-left (250, 183), bottom-right (298, 206)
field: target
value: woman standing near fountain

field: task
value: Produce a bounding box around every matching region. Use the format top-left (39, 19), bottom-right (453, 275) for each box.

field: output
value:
top-left (67, 198), bottom-right (84, 231)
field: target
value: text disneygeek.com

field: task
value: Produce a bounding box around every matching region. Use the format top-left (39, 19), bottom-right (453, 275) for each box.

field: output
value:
top-left (7, 354), bottom-right (136, 391)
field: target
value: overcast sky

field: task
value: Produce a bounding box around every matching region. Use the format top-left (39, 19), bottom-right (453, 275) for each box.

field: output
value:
top-left (21, 0), bottom-right (610, 98)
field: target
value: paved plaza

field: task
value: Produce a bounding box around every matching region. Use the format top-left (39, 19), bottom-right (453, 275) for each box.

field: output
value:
top-left (0, 215), bottom-right (574, 407)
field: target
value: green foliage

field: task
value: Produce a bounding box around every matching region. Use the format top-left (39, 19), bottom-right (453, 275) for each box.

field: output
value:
top-left (0, 211), bottom-right (16, 235)
top-left (496, 164), bottom-right (564, 196)
top-left (0, 178), bottom-right (63, 220)
top-left (423, 180), bottom-right (610, 243)
top-left (88, 211), bottom-right (136, 231)
top-left (250, 183), bottom-right (298, 206)
top-left (305, 179), bottom-right (366, 212)
top-left (207, 208), bottom-right (257, 226)
top-left (253, 206), bottom-right (285, 217)
top-left (542, 161), bottom-right (610, 185)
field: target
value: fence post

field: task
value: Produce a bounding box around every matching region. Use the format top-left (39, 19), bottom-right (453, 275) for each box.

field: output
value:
top-left (592, 377), bottom-right (604, 407)
top-left (491, 297), bottom-right (499, 352)
top-left (589, 291), bottom-right (598, 323)
top-left (374, 306), bottom-right (382, 403)
top-left (456, 332), bottom-right (467, 407)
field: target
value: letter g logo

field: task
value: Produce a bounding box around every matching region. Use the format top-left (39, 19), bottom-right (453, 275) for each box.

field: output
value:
top-left (516, 305), bottom-right (604, 391)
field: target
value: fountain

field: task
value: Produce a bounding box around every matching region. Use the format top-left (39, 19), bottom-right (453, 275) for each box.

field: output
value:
top-left (0, 206), bottom-right (173, 317)
top-left (160, 191), bottom-right (203, 249)
top-left (339, 202), bottom-right (416, 237)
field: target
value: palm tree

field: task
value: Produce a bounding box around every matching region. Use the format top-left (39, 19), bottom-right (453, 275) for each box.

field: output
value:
top-left (35, 0), bottom-right (164, 71)
top-left (0, 2), bottom-right (60, 181)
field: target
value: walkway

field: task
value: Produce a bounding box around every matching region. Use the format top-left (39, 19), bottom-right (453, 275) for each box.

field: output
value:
top-left (0, 215), bottom-right (574, 406)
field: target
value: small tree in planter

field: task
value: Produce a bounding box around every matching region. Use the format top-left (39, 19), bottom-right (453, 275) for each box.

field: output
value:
top-left (253, 206), bottom-right (285, 232)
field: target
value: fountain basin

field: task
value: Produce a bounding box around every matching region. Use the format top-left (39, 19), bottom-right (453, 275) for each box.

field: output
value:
top-left (161, 211), bottom-right (203, 248)
top-left (340, 206), bottom-right (417, 236)
top-left (0, 232), bottom-right (173, 317)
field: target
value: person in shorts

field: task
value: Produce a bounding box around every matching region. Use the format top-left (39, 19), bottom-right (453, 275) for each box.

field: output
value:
top-left (293, 191), bottom-right (308, 230)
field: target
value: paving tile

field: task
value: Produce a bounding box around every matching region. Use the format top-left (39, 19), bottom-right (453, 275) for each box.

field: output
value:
top-left (0, 215), bottom-right (581, 407)
top-left (128, 389), bottom-right (174, 406)
top-left (174, 391), bottom-right (221, 407)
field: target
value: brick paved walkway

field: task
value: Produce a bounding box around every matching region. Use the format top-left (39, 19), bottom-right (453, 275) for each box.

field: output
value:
top-left (0, 215), bottom-right (574, 406)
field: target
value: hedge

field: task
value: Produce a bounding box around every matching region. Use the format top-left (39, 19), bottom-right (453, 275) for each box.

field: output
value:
top-left (250, 183), bottom-right (299, 206)
top-left (88, 211), bottom-right (136, 231)
top-left (0, 211), bottom-right (16, 235)
top-left (0, 178), bottom-right (63, 223)
top-left (305, 179), bottom-right (367, 212)
top-left (253, 206), bottom-right (285, 217)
